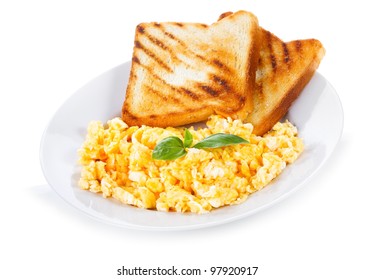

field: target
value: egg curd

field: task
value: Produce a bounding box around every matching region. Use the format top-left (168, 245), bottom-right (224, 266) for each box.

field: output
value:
top-left (78, 115), bottom-right (303, 214)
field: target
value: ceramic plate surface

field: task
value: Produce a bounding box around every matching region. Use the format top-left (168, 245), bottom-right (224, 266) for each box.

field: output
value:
top-left (40, 62), bottom-right (343, 230)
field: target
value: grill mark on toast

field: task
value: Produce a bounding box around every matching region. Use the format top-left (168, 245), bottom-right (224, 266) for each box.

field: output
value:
top-left (143, 30), bottom-right (171, 52)
top-left (238, 96), bottom-right (245, 106)
top-left (212, 59), bottom-right (232, 73)
top-left (265, 31), bottom-right (277, 71)
top-left (144, 84), bottom-right (182, 104)
top-left (161, 27), bottom-right (189, 50)
top-left (132, 56), bottom-right (140, 64)
top-left (134, 40), bottom-right (173, 72)
top-left (212, 59), bottom-right (224, 68)
top-left (200, 85), bottom-right (220, 97)
top-left (163, 30), bottom-right (178, 41)
top-left (137, 24), bottom-right (145, 34)
top-left (282, 42), bottom-right (290, 63)
top-left (212, 75), bottom-right (232, 92)
top-left (195, 53), bottom-right (207, 61)
top-left (148, 33), bottom-right (168, 49)
top-left (270, 54), bottom-right (277, 70)
top-left (295, 40), bottom-right (302, 51)
top-left (180, 88), bottom-right (199, 100)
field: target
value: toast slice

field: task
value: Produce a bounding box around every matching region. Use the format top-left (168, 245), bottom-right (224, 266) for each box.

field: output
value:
top-left (250, 29), bottom-right (325, 135)
top-left (122, 11), bottom-right (260, 127)
top-left (219, 12), bottom-right (325, 135)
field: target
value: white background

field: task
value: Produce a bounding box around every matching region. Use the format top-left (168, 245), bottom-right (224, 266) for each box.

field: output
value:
top-left (1, 0), bottom-right (374, 279)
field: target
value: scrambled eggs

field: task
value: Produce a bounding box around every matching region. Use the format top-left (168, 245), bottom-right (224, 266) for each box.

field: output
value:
top-left (78, 115), bottom-right (303, 213)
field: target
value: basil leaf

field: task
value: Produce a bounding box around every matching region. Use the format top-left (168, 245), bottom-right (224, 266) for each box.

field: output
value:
top-left (192, 133), bottom-right (249, 149)
top-left (152, 136), bottom-right (187, 160)
top-left (183, 129), bottom-right (193, 148)
top-left (152, 132), bottom-right (249, 161)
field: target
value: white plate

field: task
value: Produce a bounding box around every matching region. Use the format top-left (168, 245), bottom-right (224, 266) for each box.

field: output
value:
top-left (40, 62), bottom-right (343, 231)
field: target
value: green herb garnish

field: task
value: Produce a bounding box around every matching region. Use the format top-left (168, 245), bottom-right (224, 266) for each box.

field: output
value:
top-left (183, 129), bottom-right (193, 148)
top-left (152, 129), bottom-right (249, 160)
top-left (151, 136), bottom-right (187, 160)
top-left (192, 133), bottom-right (249, 149)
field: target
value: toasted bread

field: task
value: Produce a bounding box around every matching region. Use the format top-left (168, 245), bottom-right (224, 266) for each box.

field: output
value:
top-left (122, 11), bottom-right (260, 127)
top-left (250, 29), bottom-right (325, 135)
top-left (220, 12), bottom-right (325, 135)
